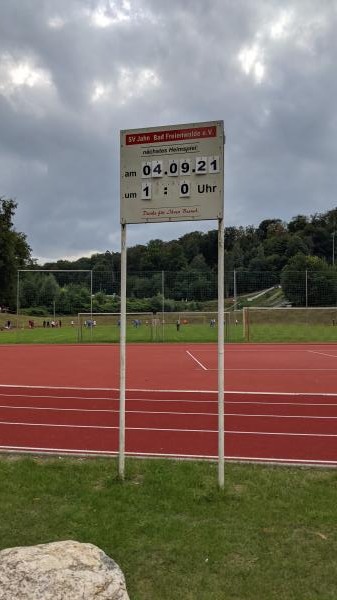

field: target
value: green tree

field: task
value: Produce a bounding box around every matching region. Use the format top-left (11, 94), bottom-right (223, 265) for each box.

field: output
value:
top-left (19, 272), bottom-right (41, 308)
top-left (189, 253), bottom-right (209, 271)
top-left (57, 284), bottom-right (91, 314)
top-left (140, 239), bottom-right (166, 271)
top-left (285, 235), bottom-right (310, 258)
top-left (0, 197), bottom-right (31, 308)
top-left (287, 215), bottom-right (309, 233)
top-left (179, 231), bottom-right (203, 263)
top-left (281, 254), bottom-right (336, 306)
top-left (38, 275), bottom-right (61, 311)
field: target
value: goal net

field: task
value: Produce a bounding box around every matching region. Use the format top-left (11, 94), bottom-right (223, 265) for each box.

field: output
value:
top-left (243, 307), bottom-right (337, 342)
top-left (77, 312), bottom-right (155, 342)
top-left (156, 311), bottom-right (243, 342)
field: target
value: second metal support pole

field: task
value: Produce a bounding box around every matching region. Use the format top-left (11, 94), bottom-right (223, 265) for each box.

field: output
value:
top-left (218, 217), bottom-right (225, 489)
top-left (119, 223), bottom-right (127, 479)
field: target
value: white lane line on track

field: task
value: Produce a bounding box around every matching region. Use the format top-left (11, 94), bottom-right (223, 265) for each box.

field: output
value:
top-left (0, 405), bottom-right (337, 419)
top-left (0, 421), bottom-right (336, 436)
top-left (0, 405), bottom-right (115, 413)
top-left (308, 350), bottom-right (337, 359)
top-left (0, 393), bottom-right (113, 401)
top-left (127, 453), bottom-right (337, 464)
top-left (2, 394), bottom-right (337, 407)
top-left (125, 399), bottom-right (337, 406)
top-left (3, 385), bottom-right (337, 397)
top-left (186, 351), bottom-right (208, 370)
top-left (188, 349), bottom-right (335, 353)
top-left (0, 445), bottom-right (335, 465)
top-left (0, 384), bottom-right (116, 391)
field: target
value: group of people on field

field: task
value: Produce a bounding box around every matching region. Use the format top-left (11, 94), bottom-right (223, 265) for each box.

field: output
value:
top-left (84, 319), bottom-right (96, 328)
top-left (42, 320), bottom-right (62, 328)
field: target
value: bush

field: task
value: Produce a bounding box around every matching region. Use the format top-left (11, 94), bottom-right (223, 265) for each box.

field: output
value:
top-left (21, 306), bottom-right (49, 316)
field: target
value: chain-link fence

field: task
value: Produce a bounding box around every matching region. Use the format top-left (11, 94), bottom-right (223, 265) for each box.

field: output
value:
top-left (1, 269), bottom-right (337, 343)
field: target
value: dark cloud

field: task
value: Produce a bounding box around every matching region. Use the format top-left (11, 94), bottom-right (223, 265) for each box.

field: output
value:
top-left (0, 0), bottom-right (336, 261)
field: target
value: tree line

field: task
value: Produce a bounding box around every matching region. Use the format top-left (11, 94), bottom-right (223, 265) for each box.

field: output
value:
top-left (2, 196), bottom-right (337, 312)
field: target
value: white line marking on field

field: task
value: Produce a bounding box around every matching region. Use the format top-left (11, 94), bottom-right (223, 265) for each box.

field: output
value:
top-left (2, 384), bottom-right (337, 398)
top-left (123, 452), bottom-right (337, 465)
top-left (0, 446), bottom-right (335, 465)
top-left (0, 420), bottom-right (336, 437)
top-left (0, 445), bottom-right (117, 455)
top-left (230, 401), bottom-right (337, 407)
top-left (1, 405), bottom-right (337, 420)
top-left (127, 399), bottom-right (337, 407)
top-left (223, 413), bottom-right (337, 419)
top-left (186, 351), bottom-right (208, 370)
top-left (224, 430), bottom-right (337, 437)
top-left (0, 405), bottom-right (115, 413)
top-left (0, 393), bottom-right (113, 401)
top-left (0, 384), bottom-right (116, 391)
top-left (308, 350), bottom-right (337, 359)
top-left (2, 392), bottom-right (337, 406)
top-left (0, 421), bottom-right (117, 429)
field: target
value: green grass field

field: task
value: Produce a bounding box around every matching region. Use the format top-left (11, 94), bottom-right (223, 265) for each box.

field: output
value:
top-left (0, 323), bottom-right (224, 344)
top-left (2, 316), bottom-right (337, 344)
top-left (3, 322), bottom-right (337, 344)
top-left (0, 457), bottom-right (336, 599)
top-left (247, 323), bottom-right (337, 343)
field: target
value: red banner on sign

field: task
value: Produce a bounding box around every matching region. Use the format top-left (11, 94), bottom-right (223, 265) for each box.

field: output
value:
top-left (125, 126), bottom-right (217, 145)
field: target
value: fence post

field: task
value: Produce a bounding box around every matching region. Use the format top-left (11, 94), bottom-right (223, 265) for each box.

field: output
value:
top-left (233, 269), bottom-right (237, 308)
top-left (305, 270), bottom-right (308, 308)
top-left (162, 270), bottom-right (165, 342)
top-left (16, 270), bottom-right (20, 330)
top-left (90, 270), bottom-right (93, 340)
top-left (243, 307), bottom-right (250, 342)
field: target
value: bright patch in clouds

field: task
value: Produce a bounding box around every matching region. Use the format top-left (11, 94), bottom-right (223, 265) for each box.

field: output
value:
top-left (269, 10), bottom-right (294, 40)
top-left (238, 44), bottom-right (265, 84)
top-left (11, 64), bottom-right (41, 87)
top-left (47, 16), bottom-right (65, 29)
top-left (118, 67), bottom-right (160, 103)
top-left (237, 8), bottom-right (326, 84)
top-left (91, 68), bottom-right (160, 104)
top-left (91, 83), bottom-right (108, 103)
top-left (90, 0), bottom-right (131, 27)
top-left (0, 54), bottom-right (52, 96)
top-left (237, 9), bottom-right (294, 83)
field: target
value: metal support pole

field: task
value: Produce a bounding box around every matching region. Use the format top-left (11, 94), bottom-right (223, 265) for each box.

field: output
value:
top-left (218, 217), bottom-right (225, 489)
top-left (119, 223), bottom-right (127, 479)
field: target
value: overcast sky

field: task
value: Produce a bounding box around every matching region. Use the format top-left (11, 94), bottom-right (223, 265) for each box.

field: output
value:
top-left (1, 0), bottom-right (336, 263)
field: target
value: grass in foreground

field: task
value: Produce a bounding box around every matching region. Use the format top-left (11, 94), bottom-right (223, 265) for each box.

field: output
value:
top-left (0, 457), bottom-right (336, 599)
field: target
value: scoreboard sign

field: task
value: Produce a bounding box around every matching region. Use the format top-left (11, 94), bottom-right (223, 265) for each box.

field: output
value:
top-left (120, 121), bottom-right (224, 224)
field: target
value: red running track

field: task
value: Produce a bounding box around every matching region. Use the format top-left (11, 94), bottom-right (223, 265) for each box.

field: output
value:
top-left (0, 343), bottom-right (336, 465)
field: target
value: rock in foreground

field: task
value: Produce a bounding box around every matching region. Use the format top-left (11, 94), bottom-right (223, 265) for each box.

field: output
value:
top-left (0, 540), bottom-right (130, 599)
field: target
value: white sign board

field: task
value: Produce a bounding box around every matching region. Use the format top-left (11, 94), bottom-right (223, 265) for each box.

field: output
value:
top-left (120, 120), bottom-right (224, 224)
